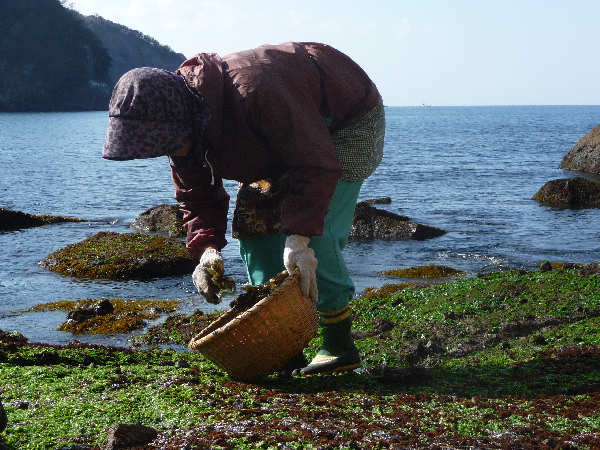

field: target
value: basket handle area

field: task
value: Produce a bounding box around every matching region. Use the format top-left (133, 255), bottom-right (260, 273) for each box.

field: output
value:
top-left (188, 269), bottom-right (306, 351)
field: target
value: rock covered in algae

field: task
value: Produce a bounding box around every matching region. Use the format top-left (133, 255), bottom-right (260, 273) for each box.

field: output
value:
top-left (129, 204), bottom-right (186, 238)
top-left (532, 177), bottom-right (600, 207)
top-left (24, 298), bottom-right (180, 334)
top-left (559, 123), bottom-right (600, 173)
top-left (0, 207), bottom-right (85, 231)
top-left (39, 231), bottom-right (197, 280)
top-left (350, 202), bottom-right (447, 240)
top-left (381, 264), bottom-right (464, 279)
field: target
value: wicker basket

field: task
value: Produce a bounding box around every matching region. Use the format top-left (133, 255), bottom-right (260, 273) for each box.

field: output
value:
top-left (188, 270), bottom-right (318, 380)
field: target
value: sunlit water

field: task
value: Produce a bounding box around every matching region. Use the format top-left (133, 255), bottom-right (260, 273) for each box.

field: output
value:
top-left (1, 106), bottom-right (599, 346)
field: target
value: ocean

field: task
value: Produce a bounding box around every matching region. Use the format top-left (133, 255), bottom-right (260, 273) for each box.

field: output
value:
top-left (1, 106), bottom-right (599, 346)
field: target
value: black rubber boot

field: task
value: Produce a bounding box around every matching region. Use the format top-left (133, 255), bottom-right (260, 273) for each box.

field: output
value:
top-left (293, 306), bottom-right (361, 376)
top-left (0, 400), bottom-right (7, 433)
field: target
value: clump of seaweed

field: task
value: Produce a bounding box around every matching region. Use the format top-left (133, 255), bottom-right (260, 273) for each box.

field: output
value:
top-left (362, 282), bottom-right (415, 300)
top-left (229, 271), bottom-right (289, 313)
top-left (381, 264), bottom-right (463, 279)
top-left (207, 262), bottom-right (236, 296)
top-left (39, 231), bottom-right (197, 280)
top-left (24, 298), bottom-right (180, 335)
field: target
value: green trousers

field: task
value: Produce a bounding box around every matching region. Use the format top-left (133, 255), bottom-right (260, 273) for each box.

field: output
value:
top-left (238, 179), bottom-right (363, 314)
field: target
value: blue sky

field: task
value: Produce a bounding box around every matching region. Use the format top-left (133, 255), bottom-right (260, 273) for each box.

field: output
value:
top-left (69, 0), bottom-right (600, 106)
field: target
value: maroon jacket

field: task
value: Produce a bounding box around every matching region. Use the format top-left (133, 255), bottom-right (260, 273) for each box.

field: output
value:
top-left (172, 42), bottom-right (381, 258)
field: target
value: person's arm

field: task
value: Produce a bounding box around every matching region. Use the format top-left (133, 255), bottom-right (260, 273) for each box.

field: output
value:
top-left (170, 165), bottom-right (230, 259)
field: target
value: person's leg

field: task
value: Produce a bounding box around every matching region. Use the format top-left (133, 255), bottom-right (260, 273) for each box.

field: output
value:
top-left (239, 180), bottom-right (363, 375)
top-left (299, 179), bottom-right (363, 375)
top-left (238, 233), bottom-right (286, 286)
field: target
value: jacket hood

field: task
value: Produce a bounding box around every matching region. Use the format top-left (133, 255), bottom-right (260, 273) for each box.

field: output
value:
top-left (177, 53), bottom-right (224, 148)
top-left (103, 67), bottom-right (198, 161)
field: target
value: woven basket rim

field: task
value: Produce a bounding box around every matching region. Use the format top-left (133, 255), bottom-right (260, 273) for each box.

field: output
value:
top-left (189, 269), bottom-right (308, 350)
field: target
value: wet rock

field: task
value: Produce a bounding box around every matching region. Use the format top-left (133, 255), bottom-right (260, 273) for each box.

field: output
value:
top-left (0, 207), bottom-right (84, 231)
top-left (175, 359), bottom-right (190, 368)
top-left (66, 300), bottom-right (115, 325)
top-left (426, 340), bottom-right (445, 354)
top-left (362, 197), bottom-right (392, 204)
top-left (94, 299), bottom-right (114, 316)
top-left (102, 423), bottom-right (158, 450)
top-left (559, 123), bottom-right (600, 173)
top-left (532, 177), bottom-right (600, 207)
top-left (130, 204), bottom-right (186, 238)
top-left (539, 261), bottom-right (553, 272)
top-left (39, 231), bottom-right (196, 280)
top-left (350, 202), bottom-right (447, 240)
top-left (372, 318), bottom-right (396, 334)
top-left (66, 309), bottom-right (97, 324)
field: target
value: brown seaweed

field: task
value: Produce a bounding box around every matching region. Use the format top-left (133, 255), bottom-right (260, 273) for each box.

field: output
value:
top-left (229, 270), bottom-right (289, 313)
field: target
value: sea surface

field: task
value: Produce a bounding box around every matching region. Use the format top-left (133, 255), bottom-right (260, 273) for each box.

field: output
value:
top-left (1, 106), bottom-right (599, 347)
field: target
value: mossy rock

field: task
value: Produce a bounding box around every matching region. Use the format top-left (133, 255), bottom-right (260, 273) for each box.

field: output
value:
top-left (381, 264), bottom-right (464, 279)
top-left (559, 123), bottom-right (600, 173)
top-left (350, 202), bottom-right (447, 240)
top-left (39, 231), bottom-right (197, 280)
top-left (130, 204), bottom-right (186, 238)
top-left (0, 207), bottom-right (85, 231)
top-left (532, 177), bottom-right (600, 207)
top-left (23, 298), bottom-right (180, 335)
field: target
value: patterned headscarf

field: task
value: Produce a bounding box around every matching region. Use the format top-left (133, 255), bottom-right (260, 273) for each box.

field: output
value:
top-left (103, 67), bottom-right (208, 160)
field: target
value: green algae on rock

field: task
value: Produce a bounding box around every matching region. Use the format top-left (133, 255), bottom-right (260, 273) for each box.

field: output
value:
top-left (0, 207), bottom-right (85, 231)
top-left (129, 204), bottom-right (186, 238)
top-left (24, 298), bottom-right (181, 335)
top-left (559, 122), bottom-right (600, 173)
top-left (532, 177), bottom-right (600, 207)
top-left (381, 264), bottom-right (464, 279)
top-left (39, 231), bottom-right (197, 280)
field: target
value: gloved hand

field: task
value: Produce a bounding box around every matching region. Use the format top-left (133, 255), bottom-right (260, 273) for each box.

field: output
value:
top-left (192, 248), bottom-right (224, 304)
top-left (283, 234), bottom-right (318, 302)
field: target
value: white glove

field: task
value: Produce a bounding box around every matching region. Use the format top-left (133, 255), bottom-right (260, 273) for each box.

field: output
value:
top-left (192, 248), bottom-right (224, 304)
top-left (283, 234), bottom-right (318, 302)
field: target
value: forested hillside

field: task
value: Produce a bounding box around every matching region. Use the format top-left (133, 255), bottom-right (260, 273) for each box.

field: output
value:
top-left (0, 0), bottom-right (186, 112)
top-left (0, 0), bottom-right (111, 111)
top-left (81, 15), bottom-right (186, 87)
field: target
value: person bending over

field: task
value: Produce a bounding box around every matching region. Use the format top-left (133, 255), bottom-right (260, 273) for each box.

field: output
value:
top-left (102, 42), bottom-right (385, 376)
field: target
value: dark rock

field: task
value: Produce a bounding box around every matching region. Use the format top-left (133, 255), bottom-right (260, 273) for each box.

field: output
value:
top-left (350, 202), bottom-right (447, 240)
top-left (66, 300), bottom-right (114, 325)
top-left (532, 177), bottom-right (600, 207)
top-left (426, 340), bottom-right (445, 354)
top-left (559, 123), bottom-right (600, 173)
top-left (130, 204), bottom-right (186, 238)
top-left (39, 231), bottom-right (196, 280)
top-left (102, 423), bottom-right (158, 450)
top-left (0, 400), bottom-right (7, 433)
top-left (94, 299), bottom-right (114, 316)
top-left (539, 261), bottom-right (553, 272)
top-left (0, 207), bottom-right (84, 231)
top-left (372, 318), bottom-right (396, 334)
top-left (362, 197), bottom-right (392, 204)
top-left (67, 309), bottom-right (97, 324)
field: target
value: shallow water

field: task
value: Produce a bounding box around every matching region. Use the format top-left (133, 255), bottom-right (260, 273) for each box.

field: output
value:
top-left (1, 106), bottom-right (599, 346)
